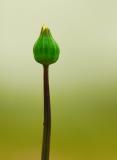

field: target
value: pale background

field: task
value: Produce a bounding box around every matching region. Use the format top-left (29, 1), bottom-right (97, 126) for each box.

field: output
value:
top-left (0, 0), bottom-right (117, 159)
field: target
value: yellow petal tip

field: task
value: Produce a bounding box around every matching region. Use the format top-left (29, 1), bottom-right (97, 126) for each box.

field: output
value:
top-left (41, 25), bottom-right (49, 32)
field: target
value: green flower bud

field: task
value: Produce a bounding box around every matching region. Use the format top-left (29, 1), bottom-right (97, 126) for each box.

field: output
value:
top-left (33, 26), bottom-right (60, 65)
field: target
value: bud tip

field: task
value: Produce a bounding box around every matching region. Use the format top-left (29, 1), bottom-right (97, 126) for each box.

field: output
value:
top-left (41, 25), bottom-right (49, 32)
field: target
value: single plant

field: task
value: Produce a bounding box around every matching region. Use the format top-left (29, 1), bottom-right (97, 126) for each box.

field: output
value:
top-left (33, 25), bottom-right (60, 160)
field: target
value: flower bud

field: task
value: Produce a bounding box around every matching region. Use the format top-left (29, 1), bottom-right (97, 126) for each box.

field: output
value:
top-left (33, 26), bottom-right (60, 65)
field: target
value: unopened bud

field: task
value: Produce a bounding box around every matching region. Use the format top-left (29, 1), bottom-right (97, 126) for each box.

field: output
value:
top-left (33, 26), bottom-right (60, 65)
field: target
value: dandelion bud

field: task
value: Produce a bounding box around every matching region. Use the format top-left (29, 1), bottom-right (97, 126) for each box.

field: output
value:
top-left (33, 26), bottom-right (60, 65)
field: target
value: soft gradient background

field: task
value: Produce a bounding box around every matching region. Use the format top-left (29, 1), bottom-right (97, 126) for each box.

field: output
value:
top-left (0, 0), bottom-right (117, 159)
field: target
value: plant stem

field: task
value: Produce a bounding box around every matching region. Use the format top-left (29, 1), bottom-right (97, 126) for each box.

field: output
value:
top-left (41, 65), bottom-right (51, 160)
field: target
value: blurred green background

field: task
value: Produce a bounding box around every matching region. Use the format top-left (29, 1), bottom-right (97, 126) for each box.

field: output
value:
top-left (0, 0), bottom-right (117, 159)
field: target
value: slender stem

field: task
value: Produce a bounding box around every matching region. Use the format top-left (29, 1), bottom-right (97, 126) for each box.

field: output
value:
top-left (41, 65), bottom-right (51, 160)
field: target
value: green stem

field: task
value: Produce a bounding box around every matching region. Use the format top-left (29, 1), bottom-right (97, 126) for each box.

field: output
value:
top-left (41, 65), bottom-right (51, 160)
